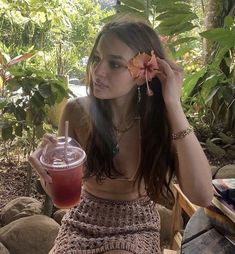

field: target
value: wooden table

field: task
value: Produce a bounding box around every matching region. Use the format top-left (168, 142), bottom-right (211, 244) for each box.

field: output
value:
top-left (181, 208), bottom-right (235, 254)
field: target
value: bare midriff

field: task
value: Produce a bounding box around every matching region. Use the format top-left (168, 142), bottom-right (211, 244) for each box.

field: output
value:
top-left (83, 176), bottom-right (147, 201)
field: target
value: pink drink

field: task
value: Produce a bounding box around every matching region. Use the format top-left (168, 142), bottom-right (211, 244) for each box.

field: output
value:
top-left (40, 137), bottom-right (86, 208)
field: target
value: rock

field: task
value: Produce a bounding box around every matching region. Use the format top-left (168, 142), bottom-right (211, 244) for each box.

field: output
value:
top-left (214, 164), bottom-right (235, 179)
top-left (206, 140), bottom-right (226, 159)
top-left (157, 204), bottom-right (174, 245)
top-left (0, 215), bottom-right (59, 254)
top-left (53, 209), bottom-right (68, 225)
top-left (0, 242), bottom-right (10, 254)
top-left (211, 166), bottom-right (218, 178)
top-left (0, 197), bottom-right (42, 226)
top-left (227, 149), bottom-right (235, 159)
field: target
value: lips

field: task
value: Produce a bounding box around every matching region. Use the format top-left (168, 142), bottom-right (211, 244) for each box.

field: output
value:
top-left (94, 79), bottom-right (108, 89)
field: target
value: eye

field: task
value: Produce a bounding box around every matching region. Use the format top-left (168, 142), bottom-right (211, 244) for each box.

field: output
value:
top-left (109, 61), bottom-right (121, 69)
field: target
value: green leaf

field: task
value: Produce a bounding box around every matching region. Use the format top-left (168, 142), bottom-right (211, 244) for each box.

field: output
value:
top-left (30, 92), bottom-right (45, 107)
top-left (169, 37), bottom-right (197, 47)
top-left (172, 47), bottom-right (192, 58)
top-left (0, 51), bottom-right (10, 66)
top-left (38, 83), bottom-right (52, 98)
top-left (224, 16), bottom-right (234, 28)
top-left (0, 98), bottom-right (8, 109)
top-left (220, 86), bottom-right (234, 104)
top-left (120, 0), bottom-right (146, 10)
top-left (2, 125), bottom-right (15, 141)
top-left (0, 120), bottom-right (9, 129)
top-left (200, 28), bottom-right (235, 48)
top-left (201, 75), bottom-right (219, 102)
top-left (115, 5), bottom-right (146, 18)
top-left (182, 67), bottom-right (207, 101)
top-left (35, 124), bottom-right (45, 139)
top-left (15, 123), bottom-right (23, 137)
top-left (154, 2), bottom-right (192, 13)
top-left (158, 22), bottom-right (196, 36)
top-left (210, 46), bottom-right (232, 69)
top-left (5, 78), bottom-right (21, 92)
top-left (26, 110), bottom-right (32, 124)
top-left (15, 106), bottom-right (26, 121)
top-left (157, 13), bottom-right (197, 26)
top-left (51, 82), bottom-right (69, 103)
top-left (206, 86), bottom-right (220, 104)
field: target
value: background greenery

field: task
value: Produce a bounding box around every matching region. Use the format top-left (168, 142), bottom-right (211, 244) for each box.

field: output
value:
top-left (0, 0), bottom-right (234, 165)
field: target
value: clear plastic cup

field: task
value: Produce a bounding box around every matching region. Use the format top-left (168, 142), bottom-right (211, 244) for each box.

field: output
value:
top-left (40, 136), bottom-right (86, 208)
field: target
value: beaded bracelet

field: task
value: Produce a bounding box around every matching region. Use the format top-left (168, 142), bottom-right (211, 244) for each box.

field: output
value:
top-left (172, 125), bottom-right (194, 140)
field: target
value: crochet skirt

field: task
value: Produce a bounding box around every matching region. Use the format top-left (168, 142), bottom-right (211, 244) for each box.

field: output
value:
top-left (51, 190), bottom-right (161, 254)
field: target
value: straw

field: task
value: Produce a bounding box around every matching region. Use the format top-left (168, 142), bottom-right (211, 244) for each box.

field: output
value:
top-left (64, 121), bottom-right (69, 162)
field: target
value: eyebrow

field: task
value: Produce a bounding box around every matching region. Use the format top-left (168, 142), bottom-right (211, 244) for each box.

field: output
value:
top-left (94, 51), bottom-right (126, 61)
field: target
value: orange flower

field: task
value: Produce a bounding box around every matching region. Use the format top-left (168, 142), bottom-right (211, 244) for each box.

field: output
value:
top-left (128, 51), bottom-right (160, 96)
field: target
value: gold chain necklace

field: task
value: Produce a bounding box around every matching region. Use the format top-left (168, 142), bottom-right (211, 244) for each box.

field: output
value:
top-left (112, 116), bottom-right (140, 156)
top-left (113, 116), bottom-right (139, 134)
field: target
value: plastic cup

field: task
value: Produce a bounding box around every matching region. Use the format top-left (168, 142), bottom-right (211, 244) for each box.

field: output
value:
top-left (40, 137), bottom-right (86, 208)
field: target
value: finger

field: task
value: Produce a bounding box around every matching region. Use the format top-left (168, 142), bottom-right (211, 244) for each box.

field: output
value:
top-left (39, 134), bottom-right (57, 149)
top-left (166, 59), bottom-right (183, 73)
top-left (42, 134), bottom-right (57, 144)
top-left (28, 150), bottom-right (52, 184)
top-left (155, 72), bottom-right (166, 85)
top-left (157, 58), bottom-right (183, 75)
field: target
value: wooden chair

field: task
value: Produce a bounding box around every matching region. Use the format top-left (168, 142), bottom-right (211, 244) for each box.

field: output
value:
top-left (170, 184), bottom-right (199, 250)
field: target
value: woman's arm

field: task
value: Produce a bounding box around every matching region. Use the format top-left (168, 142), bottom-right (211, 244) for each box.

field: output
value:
top-left (168, 104), bottom-right (213, 207)
top-left (157, 57), bottom-right (213, 207)
top-left (28, 98), bottom-right (80, 195)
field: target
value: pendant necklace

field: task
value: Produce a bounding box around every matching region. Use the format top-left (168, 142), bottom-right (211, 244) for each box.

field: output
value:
top-left (112, 116), bottom-right (140, 156)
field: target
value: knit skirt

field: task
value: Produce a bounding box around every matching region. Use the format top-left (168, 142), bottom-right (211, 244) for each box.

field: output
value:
top-left (50, 190), bottom-right (161, 254)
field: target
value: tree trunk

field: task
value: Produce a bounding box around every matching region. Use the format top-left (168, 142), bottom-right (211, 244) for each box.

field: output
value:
top-left (203, 0), bottom-right (224, 63)
top-left (203, 0), bottom-right (235, 63)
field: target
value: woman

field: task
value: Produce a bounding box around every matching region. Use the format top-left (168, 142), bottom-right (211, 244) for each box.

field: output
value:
top-left (29, 16), bottom-right (213, 254)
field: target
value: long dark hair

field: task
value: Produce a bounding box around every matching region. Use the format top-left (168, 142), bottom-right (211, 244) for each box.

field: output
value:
top-left (84, 17), bottom-right (176, 203)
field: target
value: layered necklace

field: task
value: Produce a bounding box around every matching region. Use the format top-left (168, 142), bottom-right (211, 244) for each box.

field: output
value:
top-left (112, 115), bottom-right (140, 156)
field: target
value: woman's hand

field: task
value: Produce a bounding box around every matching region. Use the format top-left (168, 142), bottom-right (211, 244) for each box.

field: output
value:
top-left (28, 134), bottom-right (57, 185)
top-left (156, 58), bottom-right (184, 107)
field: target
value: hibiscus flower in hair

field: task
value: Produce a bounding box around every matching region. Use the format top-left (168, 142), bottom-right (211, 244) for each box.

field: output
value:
top-left (128, 50), bottom-right (160, 96)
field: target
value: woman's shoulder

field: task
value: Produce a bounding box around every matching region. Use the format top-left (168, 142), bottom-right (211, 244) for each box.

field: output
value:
top-left (60, 96), bottom-right (91, 129)
top-left (61, 96), bottom-right (91, 147)
top-left (65, 96), bottom-right (90, 115)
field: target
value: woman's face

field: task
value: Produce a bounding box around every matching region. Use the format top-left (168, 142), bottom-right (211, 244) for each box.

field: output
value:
top-left (91, 34), bottom-right (137, 100)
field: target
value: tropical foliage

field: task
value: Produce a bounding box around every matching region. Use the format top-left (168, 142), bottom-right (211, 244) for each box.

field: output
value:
top-left (0, 0), bottom-right (234, 163)
top-left (113, 0), bottom-right (235, 159)
top-left (0, 0), bottom-right (113, 157)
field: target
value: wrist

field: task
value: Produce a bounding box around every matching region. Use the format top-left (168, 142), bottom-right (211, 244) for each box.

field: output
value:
top-left (165, 99), bottom-right (182, 110)
top-left (165, 101), bottom-right (184, 116)
top-left (165, 103), bottom-right (189, 133)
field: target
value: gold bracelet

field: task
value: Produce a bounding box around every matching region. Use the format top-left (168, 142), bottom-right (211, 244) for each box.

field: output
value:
top-left (172, 125), bottom-right (194, 140)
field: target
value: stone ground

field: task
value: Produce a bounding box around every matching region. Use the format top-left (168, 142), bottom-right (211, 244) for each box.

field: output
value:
top-left (0, 158), bottom-right (44, 213)
top-left (0, 148), bottom-right (234, 251)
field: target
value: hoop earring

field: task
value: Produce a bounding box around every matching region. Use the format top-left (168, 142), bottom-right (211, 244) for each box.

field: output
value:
top-left (137, 86), bottom-right (141, 103)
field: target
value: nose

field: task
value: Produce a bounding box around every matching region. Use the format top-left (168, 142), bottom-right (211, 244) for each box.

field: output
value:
top-left (93, 60), bottom-right (107, 77)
